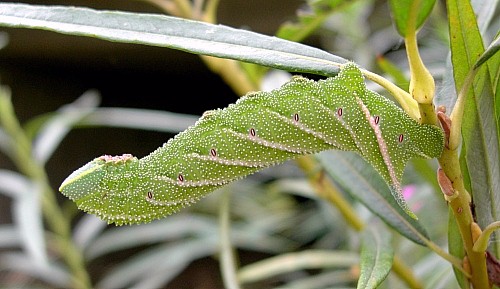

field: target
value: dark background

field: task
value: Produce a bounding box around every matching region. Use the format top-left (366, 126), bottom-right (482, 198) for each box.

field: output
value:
top-left (0, 1), bottom-right (306, 287)
top-left (0, 0), bottom-right (305, 198)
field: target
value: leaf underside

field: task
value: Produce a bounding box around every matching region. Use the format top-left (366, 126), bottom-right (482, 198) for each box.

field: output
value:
top-left (0, 3), bottom-right (347, 77)
top-left (357, 226), bottom-right (394, 289)
top-left (60, 63), bottom-right (444, 225)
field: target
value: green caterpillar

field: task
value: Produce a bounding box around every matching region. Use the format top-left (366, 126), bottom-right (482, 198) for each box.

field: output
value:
top-left (60, 63), bottom-right (444, 225)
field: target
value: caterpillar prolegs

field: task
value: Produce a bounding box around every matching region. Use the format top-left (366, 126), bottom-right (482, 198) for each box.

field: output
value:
top-left (60, 63), bottom-right (444, 225)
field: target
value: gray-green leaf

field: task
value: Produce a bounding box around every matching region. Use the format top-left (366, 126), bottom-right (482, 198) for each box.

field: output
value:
top-left (357, 225), bottom-right (394, 289)
top-left (0, 3), bottom-right (347, 77)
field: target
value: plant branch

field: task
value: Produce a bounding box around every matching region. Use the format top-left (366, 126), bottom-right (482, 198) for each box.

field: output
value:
top-left (392, 257), bottom-right (423, 289)
top-left (438, 147), bottom-right (490, 288)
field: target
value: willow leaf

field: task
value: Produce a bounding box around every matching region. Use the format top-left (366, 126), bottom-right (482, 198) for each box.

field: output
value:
top-left (317, 151), bottom-right (429, 245)
top-left (357, 226), bottom-right (394, 289)
top-left (388, 0), bottom-right (437, 36)
top-left (473, 34), bottom-right (500, 70)
top-left (0, 3), bottom-right (347, 77)
top-left (448, 0), bottom-right (500, 256)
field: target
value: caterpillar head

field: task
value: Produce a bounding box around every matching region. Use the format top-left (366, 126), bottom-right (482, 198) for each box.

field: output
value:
top-left (60, 154), bottom-right (143, 224)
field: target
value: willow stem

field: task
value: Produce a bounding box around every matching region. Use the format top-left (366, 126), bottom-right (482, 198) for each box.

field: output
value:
top-left (439, 147), bottom-right (490, 288)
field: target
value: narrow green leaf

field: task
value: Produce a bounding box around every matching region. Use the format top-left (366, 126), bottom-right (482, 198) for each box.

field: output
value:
top-left (447, 0), bottom-right (485, 89)
top-left (276, 270), bottom-right (356, 289)
top-left (78, 108), bottom-right (198, 133)
top-left (317, 151), bottom-right (430, 246)
top-left (388, 0), bottom-right (437, 36)
top-left (237, 250), bottom-right (359, 284)
top-left (448, 0), bottom-right (500, 255)
top-left (0, 3), bottom-right (347, 77)
top-left (357, 225), bottom-right (394, 289)
top-left (437, 0), bottom-right (499, 113)
top-left (85, 215), bottom-right (216, 259)
top-left (0, 170), bottom-right (32, 198)
top-left (473, 34), bottom-right (500, 70)
top-left (33, 90), bottom-right (99, 165)
top-left (0, 252), bottom-right (71, 288)
top-left (96, 236), bottom-right (219, 289)
top-left (463, 75), bottom-right (500, 256)
top-left (13, 184), bottom-right (48, 267)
